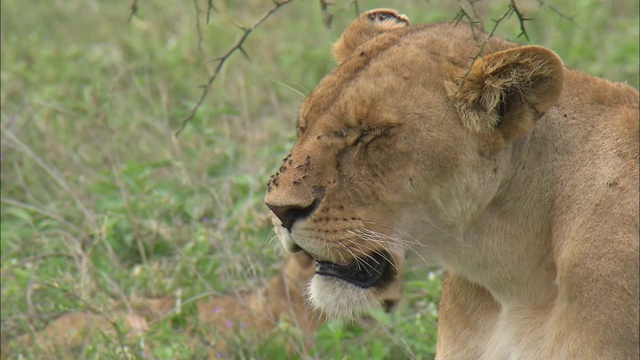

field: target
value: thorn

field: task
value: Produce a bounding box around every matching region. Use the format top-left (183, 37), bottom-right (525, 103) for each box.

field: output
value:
top-left (230, 19), bottom-right (247, 31)
top-left (238, 46), bottom-right (252, 63)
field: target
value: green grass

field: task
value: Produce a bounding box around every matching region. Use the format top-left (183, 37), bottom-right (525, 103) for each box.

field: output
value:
top-left (1, 0), bottom-right (637, 359)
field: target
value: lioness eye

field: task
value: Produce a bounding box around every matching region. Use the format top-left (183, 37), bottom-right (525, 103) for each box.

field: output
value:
top-left (356, 126), bottom-right (391, 144)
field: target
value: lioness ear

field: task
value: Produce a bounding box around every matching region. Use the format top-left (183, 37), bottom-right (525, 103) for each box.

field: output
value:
top-left (447, 46), bottom-right (564, 141)
top-left (333, 8), bottom-right (410, 64)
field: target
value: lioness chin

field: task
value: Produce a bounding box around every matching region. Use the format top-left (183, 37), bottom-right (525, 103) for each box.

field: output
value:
top-left (265, 8), bottom-right (639, 360)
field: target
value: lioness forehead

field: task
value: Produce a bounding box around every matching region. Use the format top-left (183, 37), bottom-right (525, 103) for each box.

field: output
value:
top-left (299, 22), bottom-right (513, 130)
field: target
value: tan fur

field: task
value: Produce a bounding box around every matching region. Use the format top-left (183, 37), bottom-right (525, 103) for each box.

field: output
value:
top-left (265, 8), bottom-right (639, 359)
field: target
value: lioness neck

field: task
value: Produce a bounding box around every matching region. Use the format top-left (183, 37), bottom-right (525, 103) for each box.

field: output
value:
top-left (458, 133), bottom-right (558, 307)
top-left (451, 68), bottom-right (638, 310)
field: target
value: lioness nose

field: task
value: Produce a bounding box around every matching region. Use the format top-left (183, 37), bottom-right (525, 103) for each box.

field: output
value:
top-left (267, 200), bottom-right (318, 231)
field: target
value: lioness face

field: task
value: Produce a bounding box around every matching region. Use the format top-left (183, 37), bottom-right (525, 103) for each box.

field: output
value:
top-left (265, 10), bottom-right (562, 318)
top-left (265, 70), bottom-right (478, 317)
top-left (265, 32), bottom-right (486, 318)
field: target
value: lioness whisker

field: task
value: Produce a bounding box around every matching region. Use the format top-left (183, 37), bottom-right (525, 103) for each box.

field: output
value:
top-left (357, 226), bottom-right (427, 248)
top-left (343, 233), bottom-right (401, 273)
top-left (343, 238), bottom-right (383, 272)
top-left (351, 228), bottom-right (430, 269)
top-left (338, 242), bottom-right (365, 271)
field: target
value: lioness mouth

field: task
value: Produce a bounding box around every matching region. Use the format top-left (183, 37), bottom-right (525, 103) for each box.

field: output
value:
top-left (315, 252), bottom-right (391, 288)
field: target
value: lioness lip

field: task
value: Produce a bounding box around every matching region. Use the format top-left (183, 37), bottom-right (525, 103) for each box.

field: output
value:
top-left (315, 252), bottom-right (391, 288)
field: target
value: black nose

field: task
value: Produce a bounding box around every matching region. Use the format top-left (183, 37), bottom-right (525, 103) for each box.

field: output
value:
top-left (267, 199), bottom-right (319, 231)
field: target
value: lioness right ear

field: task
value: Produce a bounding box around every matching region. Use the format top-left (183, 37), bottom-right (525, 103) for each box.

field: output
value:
top-left (447, 46), bottom-right (564, 143)
top-left (333, 8), bottom-right (410, 64)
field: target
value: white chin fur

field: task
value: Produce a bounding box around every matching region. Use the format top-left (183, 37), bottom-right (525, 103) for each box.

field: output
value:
top-left (308, 275), bottom-right (380, 319)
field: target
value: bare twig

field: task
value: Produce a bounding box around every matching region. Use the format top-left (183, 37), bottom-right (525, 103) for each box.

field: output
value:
top-left (537, 0), bottom-right (581, 29)
top-left (456, 0), bottom-right (531, 89)
top-left (548, 5), bottom-right (579, 27)
top-left (128, 0), bottom-right (139, 24)
top-left (175, 0), bottom-right (295, 137)
top-left (191, 0), bottom-right (219, 54)
top-left (351, 0), bottom-right (360, 16)
top-left (206, 0), bottom-right (216, 24)
top-left (319, 0), bottom-right (335, 28)
top-left (192, 0), bottom-right (205, 55)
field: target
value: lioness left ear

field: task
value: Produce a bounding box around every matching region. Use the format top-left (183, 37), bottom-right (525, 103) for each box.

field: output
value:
top-left (333, 8), bottom-right (410, 64)
top-left (447, 46), bottom-right (564, 142)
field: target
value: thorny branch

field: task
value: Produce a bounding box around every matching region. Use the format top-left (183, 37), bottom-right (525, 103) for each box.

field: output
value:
top-left (455, 0), bottom-right (485, 32)
top-left (454, 0), bottom-right (581, 89)
top-left (509, 0), bottom-right (532, 41)
top-left (453, 3), bottom-right (482, 37)
top-left (455, 0), bottom-right (530, 89)
top-left (175, 0), bottom-right (295, 137)
top-left (193, 0), bottom-right (219, 51)
top-left (175, 0), bottom-right (579, 136)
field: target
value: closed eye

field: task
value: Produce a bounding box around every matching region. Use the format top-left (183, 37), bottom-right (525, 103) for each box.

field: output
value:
top-left (356, 126), bottom-right (393, 144)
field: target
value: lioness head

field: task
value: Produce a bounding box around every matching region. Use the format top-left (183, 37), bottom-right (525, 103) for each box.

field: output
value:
top-left (265, 9), bottom-right (563, 318)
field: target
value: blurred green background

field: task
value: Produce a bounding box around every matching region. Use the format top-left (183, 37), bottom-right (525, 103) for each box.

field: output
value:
top-left (1, 0), bottom-right (638, 358)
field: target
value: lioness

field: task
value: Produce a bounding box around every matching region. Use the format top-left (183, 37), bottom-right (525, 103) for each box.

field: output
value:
top-left (265, 8), bottom-right (639, 360)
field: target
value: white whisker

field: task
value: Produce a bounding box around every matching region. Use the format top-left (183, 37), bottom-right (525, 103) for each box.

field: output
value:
top-left (273, 80), bottom-right (309, 99)
top-left (351, 226), bottom-right (431, 270)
